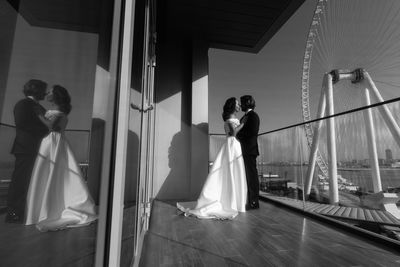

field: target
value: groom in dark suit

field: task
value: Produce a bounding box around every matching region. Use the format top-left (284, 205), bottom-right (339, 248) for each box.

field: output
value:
top-left (237, 95), bottom-right (260, 210)
top-left (5, 79), bottom-right (48, 223)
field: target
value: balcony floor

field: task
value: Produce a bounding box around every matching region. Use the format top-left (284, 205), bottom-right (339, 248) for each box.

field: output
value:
top-left (139, 200), bottom-right (400, 267)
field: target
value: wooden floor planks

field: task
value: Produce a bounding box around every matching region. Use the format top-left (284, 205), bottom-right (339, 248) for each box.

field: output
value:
top-left (139, 200), bottom-right (400, 267)
top-left (263, 194), bottom-right (400, 226)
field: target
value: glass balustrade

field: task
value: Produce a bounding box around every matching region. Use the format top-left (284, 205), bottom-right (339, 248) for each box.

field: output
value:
top-left (210, 100), bottom-right (400, 241)
top-left (0, 123), bottom-right (91, 211)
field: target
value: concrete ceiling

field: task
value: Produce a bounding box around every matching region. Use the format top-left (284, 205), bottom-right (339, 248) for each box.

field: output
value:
top-left (7, 0), bottom-right (100, 33)
top-left (7, 0), bottom-right (306, 53)
top-left (167, 0), bottom-right (306, 53)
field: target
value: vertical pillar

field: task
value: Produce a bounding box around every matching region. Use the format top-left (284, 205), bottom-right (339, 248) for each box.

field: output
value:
top-left (362, 88), bottom-right (382, 192)
top-left (191, 40), bottom-right (209, 199)
top-left (326, 74), bottom-right (339, 204)
top-left (107, 0), bottom-right (135, 266)
top-left (305, 76), bottom-right (327, 195)
top-left (0, 1), bottom-right (17, 121)
top-left (94, 0), bottom-right (124, 266)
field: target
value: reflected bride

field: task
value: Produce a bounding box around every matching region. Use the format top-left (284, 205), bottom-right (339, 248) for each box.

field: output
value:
top-left (25, 85), bottom-right (97, 231)
top-left (177, 97), bottom-right (247, 219)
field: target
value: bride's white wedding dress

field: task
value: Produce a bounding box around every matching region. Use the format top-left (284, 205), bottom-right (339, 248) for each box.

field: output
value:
top-left (177, 118), bottom-right (247, 219)
top-left (25, 110), bottom-right (97, 231)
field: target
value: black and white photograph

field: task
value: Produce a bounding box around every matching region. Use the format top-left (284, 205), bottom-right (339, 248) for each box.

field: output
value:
top-left (1, 0), bottom-right (400, 266)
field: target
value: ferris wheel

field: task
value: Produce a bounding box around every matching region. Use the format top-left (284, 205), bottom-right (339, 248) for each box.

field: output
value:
top-left (301, 0), bottom-right (400, 203)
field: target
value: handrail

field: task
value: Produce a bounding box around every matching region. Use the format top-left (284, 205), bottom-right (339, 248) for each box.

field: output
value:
top-left (0, 122), bottom-right (91, 175)
top-left (257, 96), bottom-right (400, 136)
top-left (210, 96), bottom-right (400, 136)
top-left (65, 129), bottom-right (91, 133)
top-left (0, 122), bottom-right (14, 128)
top-left (0, 122), bottom-right (90, 133)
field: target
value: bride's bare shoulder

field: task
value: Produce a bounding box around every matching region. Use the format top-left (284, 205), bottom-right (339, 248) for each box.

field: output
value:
top-left (45, 110), bottom-right (67, 122)
top-left (225, 117), bottom-right (240, 127)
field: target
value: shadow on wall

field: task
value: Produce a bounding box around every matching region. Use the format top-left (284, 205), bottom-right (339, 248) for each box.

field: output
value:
top-left (189, 122), bottom-right (209, 199)
top-left (156, 123), bottom-right (208, 201)
top-left (156, 127), bottom-right (190, 200)
top-left (124, 130), bottom-right (139, 205)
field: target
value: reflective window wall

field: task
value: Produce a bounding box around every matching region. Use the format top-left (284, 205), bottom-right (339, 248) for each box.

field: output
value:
top-left (0, 0), bottom-right (152, 266)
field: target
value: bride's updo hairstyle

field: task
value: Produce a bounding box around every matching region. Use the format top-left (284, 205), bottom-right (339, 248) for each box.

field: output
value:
top-left (52, 85), bottom-right (72, 114)
top-left (222, 97), bottom-right (237, 121)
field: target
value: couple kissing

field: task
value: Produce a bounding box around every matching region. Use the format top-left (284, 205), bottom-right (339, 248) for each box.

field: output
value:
top-left (6, 79), bottom-right (97, 231)
top-left (178, 95), bottom-right (260, 219)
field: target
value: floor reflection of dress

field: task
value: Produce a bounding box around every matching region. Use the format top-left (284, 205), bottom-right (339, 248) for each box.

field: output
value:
top-left (177, 118), bottom-right (247, 219)
top-left (25, 110), bottom-right (97, 231)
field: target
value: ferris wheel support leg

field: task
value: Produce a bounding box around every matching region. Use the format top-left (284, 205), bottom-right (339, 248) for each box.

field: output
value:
top-left (305, 77), bottom-right (327, 196)
top-left (362, 88), bottom-right (382, 192)
top-left (364, 72), bottom-right (400, 149)
top-left (326, 74), bottom-right (339, 204)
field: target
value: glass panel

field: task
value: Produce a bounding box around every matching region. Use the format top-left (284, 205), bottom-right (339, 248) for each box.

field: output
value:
top-left (136, 0), bottom-right (156, 249)
top-left (0, 0), bottom-right (115, 265)
top-left (309, 102), bottom-right (400, 206)
top-left (119, 85), bottom-right (142, 267)
top-left (258, 127), bottom-right (308, 205)
top-left (253, 100), bottom-right (400, 242)
top-left (119, 0), bottom-right (156, 265)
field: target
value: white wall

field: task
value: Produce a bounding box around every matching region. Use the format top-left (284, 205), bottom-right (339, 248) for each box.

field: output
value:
top-left (0, 4), bottom-right (99, 181)
top-left (153, 92), bottom-right (191, 199)
top-left (152, 36), bottom-right (211, 201)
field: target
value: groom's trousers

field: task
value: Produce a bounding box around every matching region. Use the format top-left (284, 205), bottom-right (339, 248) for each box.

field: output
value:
top-left (7, 154), bottom-right (36, 216)
top-left (243, 155), bottom-right (259, 205)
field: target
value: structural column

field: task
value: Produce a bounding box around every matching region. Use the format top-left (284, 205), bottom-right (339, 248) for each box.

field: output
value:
top-left (191, 40), bottom-right (209, 199)
top-left (0, 2), bottom-right (17, 121)
top-left (305, 76), bottom-right (327, 195)
top-left (362, 88), bottom-right (382, 192)
top-left (326, 74), bottom-right (339, 204)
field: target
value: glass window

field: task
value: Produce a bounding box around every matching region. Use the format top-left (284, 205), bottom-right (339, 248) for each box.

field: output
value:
top-left (0, 0), bottom-right (116, 265)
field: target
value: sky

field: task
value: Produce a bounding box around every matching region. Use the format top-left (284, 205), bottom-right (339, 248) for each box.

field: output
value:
top-left (208, 0), bottom-right (317, 134)
top-left (208, 0), bottom-right (400, 161)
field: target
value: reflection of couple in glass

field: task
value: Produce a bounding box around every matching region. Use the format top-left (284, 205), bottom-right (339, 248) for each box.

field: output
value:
top-left (5, 79), bottom-right (97, 231)
top-left (177, 95), bottom-right (260, 219)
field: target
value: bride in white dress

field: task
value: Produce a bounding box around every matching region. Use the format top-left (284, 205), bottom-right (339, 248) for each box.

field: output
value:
top-left (177, 97), bottom-right (248, 219)
top-left (25, 85), bottom-right (97, 231)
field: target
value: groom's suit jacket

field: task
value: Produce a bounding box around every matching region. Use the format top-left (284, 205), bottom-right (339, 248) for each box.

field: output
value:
top-left (11, 98), bottom-right (48, 155)
top-left (237, 110), bottom-right (260, 156)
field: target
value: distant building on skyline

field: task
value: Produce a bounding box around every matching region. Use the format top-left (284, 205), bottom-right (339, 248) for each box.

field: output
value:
top-left (386, 149), bottom-right (393, 163)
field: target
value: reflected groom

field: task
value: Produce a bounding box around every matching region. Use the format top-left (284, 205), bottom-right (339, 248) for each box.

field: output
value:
top-left (237, 95), bottom-right (260, 210)
top-left (5, 79), bottom-right (48, 223)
